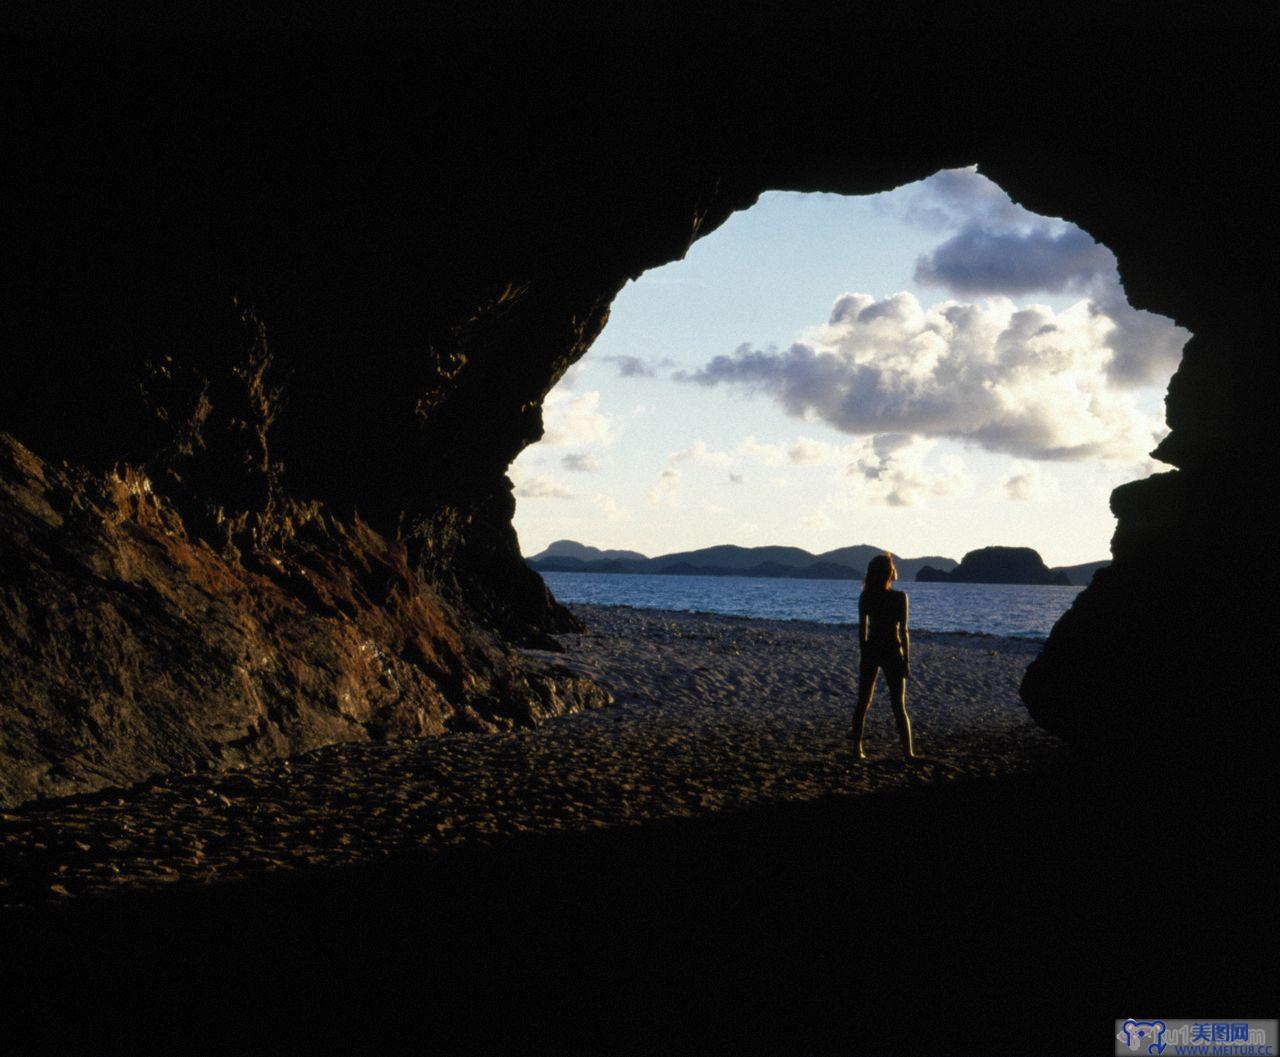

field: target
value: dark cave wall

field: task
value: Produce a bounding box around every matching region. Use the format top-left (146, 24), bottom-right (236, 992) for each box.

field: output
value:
top-left (1, 26), bottom-right (1276, 801)
top-left (0, 432), bottom-right (610, 806)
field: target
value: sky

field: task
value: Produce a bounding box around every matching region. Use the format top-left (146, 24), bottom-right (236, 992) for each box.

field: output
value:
top-left (509, 168), bottom-right (1188, 567)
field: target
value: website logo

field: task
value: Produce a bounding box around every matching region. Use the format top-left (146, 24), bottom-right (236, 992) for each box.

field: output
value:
top-left (1118, 1020), bottom-right (1167, 1055)
top-left (1115, 1019), bottom-right (1277, 1057)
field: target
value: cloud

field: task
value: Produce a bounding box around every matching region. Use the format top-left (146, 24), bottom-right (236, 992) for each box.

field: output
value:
top-left (898, 167), bottom-right (1189, 387)
top-left (884, 165), bottom-right (1044, 233)
top-left (669, 440), bottom-right (734, 468)
top-left (914, 225), bottom-right (1116, 296)
top-left (728, 473), bottom-right (744, 485)
top-left (914, 229), bottom-right (1187, 387)
top-left (734, 436), bottom-right (787, 466)
top-left (998, 460), bottom-right (1059, 502)
top-left (801, 509), bottom-right (836, 532)
top-left (1089, 291), bottom-right (1191, 387)
top-left (561, 452), bottom-right (601, 472)
top-left (540, 390), bottom-right (612, 447)
top-left (848, 433), bottom-right (916, 483)
top-left (787, 437), bottom-right (840, 465)
top-left (681, 292), bottom-right (1172, 464)
top-left (667, 435), bottom-right (856, 472)
top-left (602, 354), bottom-right (674, 378)
top-left (646, 468), bottom-right (682, 508)
top-left (512, 473), bottom-right (574, 499)
top-left (591, 493), bottom-right (630, 522)
top-left (553, 361), bottom-right (589, 390)
top-left (845, 436), bottom-right (972, 507)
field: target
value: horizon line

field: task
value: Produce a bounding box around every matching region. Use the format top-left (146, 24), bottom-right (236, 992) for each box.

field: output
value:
top-left (525, 538), bottom-right (1110, 566)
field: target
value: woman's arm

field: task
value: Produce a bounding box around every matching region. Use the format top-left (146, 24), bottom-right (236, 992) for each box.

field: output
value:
top-left (858, 595), bottom-right (868, 648)
top-left (899, 594), bottom-right (910, 676)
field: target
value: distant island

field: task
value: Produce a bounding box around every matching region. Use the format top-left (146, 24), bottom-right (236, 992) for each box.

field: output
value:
top-left (526, 540), bottom-right (1111, 586)
top-left (528, 541), bottom-right (955, 582)
top-left (916, 547), bottom-right (1074, 586)
top-left (1049, 559), bottom-right (1111, 585)
top-left (536, 541), bottom-right (649, 564)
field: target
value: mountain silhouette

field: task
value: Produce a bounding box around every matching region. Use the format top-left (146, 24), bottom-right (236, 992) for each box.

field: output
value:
top-left (916, 547), bottom-right (1073, 586)
top-left (536, 540), bottom-right (649, 563)
top-left (1049, 560), bottom-right (1110, 586)
top-left (526, 541), bottom-right (961, 582)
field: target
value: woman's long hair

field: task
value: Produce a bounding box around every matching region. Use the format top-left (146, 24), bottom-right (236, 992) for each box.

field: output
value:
top-left (862, 552), bottom-right (896, 594)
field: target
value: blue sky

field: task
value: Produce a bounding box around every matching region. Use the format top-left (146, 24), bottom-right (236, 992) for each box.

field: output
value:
top-left (510, 169), bottom-right (1187, 567)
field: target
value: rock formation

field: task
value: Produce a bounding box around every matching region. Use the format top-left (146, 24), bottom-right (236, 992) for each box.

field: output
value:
top-left (0, 432), bottom-right (609, 806)
top-left (916, 548), bottom-right (1072, 586)
top-left (1, 21), bottom-right (1275, 799)
top-left (1049, 561), bottom-right (1110, 587)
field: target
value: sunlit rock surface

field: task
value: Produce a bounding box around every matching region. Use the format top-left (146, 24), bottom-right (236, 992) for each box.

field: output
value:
top-left (0, 434), bottom-right (608, 806)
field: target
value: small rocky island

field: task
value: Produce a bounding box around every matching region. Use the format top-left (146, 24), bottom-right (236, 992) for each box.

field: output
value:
top-left (916, 547), bottom-right (1073, 586)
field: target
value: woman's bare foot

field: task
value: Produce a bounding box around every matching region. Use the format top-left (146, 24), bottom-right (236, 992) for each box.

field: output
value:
top-left (854, 744), bottom-right (867, 760)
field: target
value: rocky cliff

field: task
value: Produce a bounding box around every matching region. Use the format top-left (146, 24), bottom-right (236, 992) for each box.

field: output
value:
top-left (1, 23), bottom-right (1275, 800)
top-left (0, 430), bottom-right (608, 806)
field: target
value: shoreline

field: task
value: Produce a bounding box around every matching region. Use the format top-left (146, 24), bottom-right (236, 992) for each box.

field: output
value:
top-left (562, 599), bottom-right (1053, 644)
top-left (543, 572), bottom-right (1077, 640)
top-left (2, 603), bottom-right (1058, 904)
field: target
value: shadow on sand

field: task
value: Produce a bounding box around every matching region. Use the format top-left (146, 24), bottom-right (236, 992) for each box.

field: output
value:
top-left (4, 754), bottom-right (1272, 1055)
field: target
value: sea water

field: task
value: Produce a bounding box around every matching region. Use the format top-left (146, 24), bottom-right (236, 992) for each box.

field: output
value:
top-left (541, 571), bottom-right (1083, 640)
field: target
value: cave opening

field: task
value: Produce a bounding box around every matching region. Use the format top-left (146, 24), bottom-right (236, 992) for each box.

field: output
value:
top-left (512, 168), bottom-right (1189, 641)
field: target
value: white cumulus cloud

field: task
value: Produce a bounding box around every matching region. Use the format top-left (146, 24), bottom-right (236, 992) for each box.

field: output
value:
top-left (669, 440), bottom-right (734, 468)
top-left (998, 460), bottom-right (1060, 502)
top-left (845, 436), bottom-right (972, 508)
top-left (646, 467), bottom-right (682, 508)
top-left (886, 166), bottom-right (1190, 387)
top-left (787, 437), bottom-right (841, 465)
top-left (512, 472), bottom-right (574, 500)
top-left (540, 390), bottom-right (613, 447)
top-left (591, 493), bottom-right (630, 522)
top-left (885, 165), bottom-right (1044, 233)
top-left (681, 292), bottom-right (1171, 464)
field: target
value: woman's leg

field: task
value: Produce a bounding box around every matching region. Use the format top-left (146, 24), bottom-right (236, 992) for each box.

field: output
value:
top-left (886, 671), bottom-right (917, 760)
top-left (852, 660), bottom-right (877, 758)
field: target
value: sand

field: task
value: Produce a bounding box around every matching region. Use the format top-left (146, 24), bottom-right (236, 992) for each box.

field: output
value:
top-left (0, 603), bottom-right (1061, 903)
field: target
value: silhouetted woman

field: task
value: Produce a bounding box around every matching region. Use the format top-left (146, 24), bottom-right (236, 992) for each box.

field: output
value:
top-left (852, 553), bottom-right (918, 762)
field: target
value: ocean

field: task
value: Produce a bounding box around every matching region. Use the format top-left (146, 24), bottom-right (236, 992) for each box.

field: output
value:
top-left (541, 571), bottom-right (1083, 640)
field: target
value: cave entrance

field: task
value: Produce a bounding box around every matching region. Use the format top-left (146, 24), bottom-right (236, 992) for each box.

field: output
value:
top-left (507, 166), bottom-right (1190, 771)
top-left (513, 167), bottom-right (1187, 642)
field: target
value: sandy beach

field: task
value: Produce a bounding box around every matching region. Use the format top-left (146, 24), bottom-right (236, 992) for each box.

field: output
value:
top-left (1, 603), bottom-right (1059, 902)
top-left (3, 605), bottom-right (1270, 1057)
